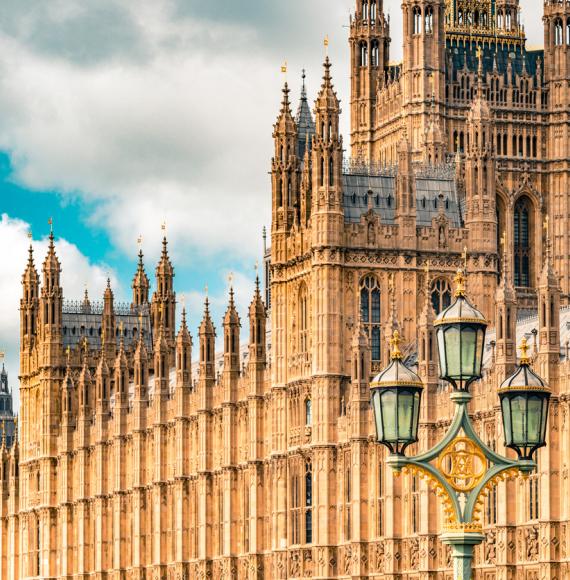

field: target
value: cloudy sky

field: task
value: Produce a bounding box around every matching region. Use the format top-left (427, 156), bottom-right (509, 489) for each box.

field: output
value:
top-left (0, 0), bottom-right (543, 397)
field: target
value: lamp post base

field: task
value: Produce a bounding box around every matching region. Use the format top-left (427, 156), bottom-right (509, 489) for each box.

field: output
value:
top-left (441, 532), bottom-right (484, 580)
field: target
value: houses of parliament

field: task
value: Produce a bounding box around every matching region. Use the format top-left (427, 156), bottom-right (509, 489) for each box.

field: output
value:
top-left (3, 0), bottom-right (570, 578)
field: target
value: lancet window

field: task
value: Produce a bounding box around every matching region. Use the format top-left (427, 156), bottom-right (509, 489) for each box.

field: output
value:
top-left (514, 197), bottom-right (532, 287)
top-left (360, 275), bottom-right (381, 362)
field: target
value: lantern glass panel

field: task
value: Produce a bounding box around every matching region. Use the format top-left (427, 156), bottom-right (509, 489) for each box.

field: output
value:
top-left (372, 391), bottom-right (384, 441)
top-left (475, 327), bottom-right (485, 375)
top-left (501, 397), bottom-right (512, 446)
top-left (527, 396), bottom-right (543, 445)
top-left (381, 390), bottom-right (398, 441)
top-left (412, 392), bottom-right (420, 439)
top-left (444, 326), bottom-right (461, 377)
top-left (541, 400), bottom-right (549, 441)
top-left (460, 326), bottom-right (477, 379)
top-left (510, 395), bottom-right (527, 445)
top-left (437, 329), bottom-right (447, 376)
top-left (397, 391), bottom-right (414, 440)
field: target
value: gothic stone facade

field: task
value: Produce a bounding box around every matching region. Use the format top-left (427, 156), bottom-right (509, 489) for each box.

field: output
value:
top-left (2, 0), bottom-right (570, 578)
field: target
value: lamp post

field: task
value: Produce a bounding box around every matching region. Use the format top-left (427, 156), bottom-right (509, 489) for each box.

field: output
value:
top-left (370, 270), bottom-right (551, 580)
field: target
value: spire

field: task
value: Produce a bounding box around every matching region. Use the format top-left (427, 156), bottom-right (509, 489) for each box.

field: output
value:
top-left (102, 279), bottom-right (116, 361)
top-left (114, 324), bottom-right (129, 399)
top-left (152, 232), bottom-right (176, 346)
top-left (296, 69), bottom-right (316, 159)
top-left (275, 82), bottom-right (296, 134)
top-left (540, 216), bottom-right (558, 288)
top-left (248, 274), bottom-right (267, 369)
top-left (315, 57), bottom-right (340, 118)
top-left (223, 282), bottom-right (241, 377)
top-left (132, 249), bottom-right (150, 307)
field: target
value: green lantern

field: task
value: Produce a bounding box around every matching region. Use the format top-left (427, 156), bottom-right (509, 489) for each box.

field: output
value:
top-left (434, 270), bottom-right (487, 391)
top-left (499, 338), bottom-right (551, 461)
top-left (370, 331), bottom-right (424, 455)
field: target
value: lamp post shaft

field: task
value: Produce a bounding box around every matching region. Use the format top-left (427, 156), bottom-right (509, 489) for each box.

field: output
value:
top-left (451, 544), bottom-right (474, 580)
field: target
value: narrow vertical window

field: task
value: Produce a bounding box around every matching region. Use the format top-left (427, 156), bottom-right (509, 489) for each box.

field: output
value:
top-left (305, 462), bottom-right (313, 544)
top-left (514, 198), bottom-right (532, 287)
top-left (360, 276), bottom-right (381, 363)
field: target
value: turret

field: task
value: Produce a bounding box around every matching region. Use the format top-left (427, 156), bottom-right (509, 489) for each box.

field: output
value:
top-left (248, 276), bottom-right (267, 396)
top-left (197, 298), bottom-right (216, 411)
top-left (153, 309), bottom-right (170, 421)
top-left (39, 231), bottom-right (63, 345)
top-left (543, 0), bottom-right (570, 92)
top-left (271, 82), bottom-right (300, 243)
top-left (77, 351), bottom-right (92, 419)
top-left (401, 0), bottom-right (446, 152)
top-left (349, 318), bottom-right (371, 439)
top-left (113, 330), bottom-right (130, 435)
top-left (133, 329), bottom-right (149, 431)
top-left (175, 308), bottom-right (192, 416)
top-left (61, 353), bottom-right (76, 434)
top-left (132, 249), bottom-right (150, 308)
top-left (464, 67), bottom-right (497, 256)
top-left (311, 57), bottom-right (344, 246)
top-left (537, 220), bottom-right (561, 385)
top-left (223, 287), bottom-right (241, 377)
top-left (349, 0), bottom-right (390, 159)
top-left (20, 242), bottom-right (39, 354)
top-left (395, 132), bottom-right (417, 247)
top-left (151, 236), bottom-right (176, 349)
top-left (495, 235), bottom-right (518, 382)
top-left (95, 352), bottom-right (111, 417)
top-left (101, 280), bottom-right (116, 363)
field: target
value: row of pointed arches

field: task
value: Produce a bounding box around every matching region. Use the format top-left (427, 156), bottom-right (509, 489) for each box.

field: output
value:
top-left (412, 5), bottom-right (434, 35)
top-left (553, 17), bottom-right (570, 46)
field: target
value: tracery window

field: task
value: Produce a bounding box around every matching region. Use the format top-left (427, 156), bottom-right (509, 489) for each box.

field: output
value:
top-left (413, 6), bottom-right (422, 34)
top-left (291, 460), bottom-right (313, 545)
top-left (305, 397), bottom-right (312, 426)
top-left (528, 473), bottom-right (539, 521)
top-left (299, 284), bottom-right (308, 354)
top-left (371, 40), bottom-right (379, 66)
top-left (431, 278), bottom-right (452, 314)
top-left (555, 18), bottom-right (564, 46)
top-left (305, 462), bottom-right (313, 544)
top-left (514, 197), bottom-right (532, 287)
top-left (424, 5), bottom-right (433, 33)
top-left (360, 275), bottom-right (381, 362)
top-left (360, 41), bottom-right (368, 67)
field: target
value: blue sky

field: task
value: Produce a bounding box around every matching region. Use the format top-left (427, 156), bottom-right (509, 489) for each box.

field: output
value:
top-left (0, 0), bottom-right (543, 396)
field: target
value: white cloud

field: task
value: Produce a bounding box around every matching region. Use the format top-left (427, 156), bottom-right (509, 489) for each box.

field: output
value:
top-left (0, 213), bottom-right (119, 409)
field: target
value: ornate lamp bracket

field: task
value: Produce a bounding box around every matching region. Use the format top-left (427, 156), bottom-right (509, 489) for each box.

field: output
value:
top-left (386, 391), bottom-right (535, 579)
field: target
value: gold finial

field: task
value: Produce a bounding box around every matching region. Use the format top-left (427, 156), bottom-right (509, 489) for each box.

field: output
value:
top-left (462, 246), bottom-right (468, 272)
top-left (137, 235), bottom-right (143, 251)
top-left (205, 284), bottom-right (209, 297)
top-left (0, 352), bottom-right (4, 364)
top-left (476, 45), bottom-right (482, 61)
top-left (390, 330), bottom-right (403, 361)
top-left (519, 337), bottom-right (531, 365)
top-left (281, 61), bottom-right (288, 82)
top-left (66, 346), bottom-right (71, 365)
top-left (48, 217), bottom-right (53, 232)
top-left (161, 221), bottom-right (167, 235)
top-left (324, 35), bottom-right (329, 56)
top-left (27, 230), bottom-right (32, 240)
top-left (454, 269), bottom-right (466, 297)
top-left (228, 271), bottom-right (234, 289)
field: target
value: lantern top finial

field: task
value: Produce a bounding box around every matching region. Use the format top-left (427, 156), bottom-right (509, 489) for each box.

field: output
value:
top-left (519, 337), bottom-right (531, 366)
top-left (454, 269), bottom-right (466, 297)
top-left (390, 330), bottom-right (403, 361)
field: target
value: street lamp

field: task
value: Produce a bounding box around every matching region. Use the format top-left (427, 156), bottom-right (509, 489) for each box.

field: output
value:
top-left (370, 270), bottom-right (549, 580)
top-left (498, 338), bottom-right (551, 460)
top-left (370, 331), bottom-right (423, 455)
top-left (434, 270), bottom-right (487, 391)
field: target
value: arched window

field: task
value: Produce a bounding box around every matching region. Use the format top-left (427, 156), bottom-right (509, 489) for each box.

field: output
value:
top-left (362, 0), bottom-right (368, 20)
top-left (360, 42), bottom-right (368, 67)
top-left (299, 284), bottom-right (308, 354)
top-left (431, 278), bottom-right (452, 314)
top-left (567, 18), bottom-right (570, 44)
top-left (329, 156), bottom-right (334, 186)
top-left (320, 157), bottom-right (325, 187)
top-left (305, 398), bottom-right (312, 426)
top-left (370, 0), bottom-right (377, 21)
top-left (497, 10), bottom-right (503, 29)
top-left (514, 197), bottom-right (532, 287)
top-left (360, 276), bottom-right (381, 362)
top-left (305, 462), bottom-right (313, 544)
top-left (371, 40), bottom-right (379, 66)
top-left (555, 18), bottom-right (564, 46)
top-left (425, 5), bottom-right (433, 33)
top-left (413, 6), bottom-right (422, 34)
